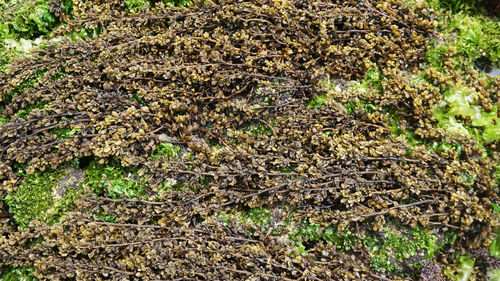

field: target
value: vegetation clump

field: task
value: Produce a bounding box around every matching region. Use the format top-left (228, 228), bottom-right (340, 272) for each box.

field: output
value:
top-left (0, 0), bottom-right (499, 280)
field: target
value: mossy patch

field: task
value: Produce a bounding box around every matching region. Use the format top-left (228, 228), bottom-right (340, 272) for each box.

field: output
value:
top-left (307, 94), bottom-right (328, 109)
top-left (151, 142), bottom-right (181, 161)
top-left (242, 121), bottom-right (275, 137)
top-left (3, 165), bottom-right (82, 228)
top-left (364, 227), bottom-right (457, 274)
top-left (83, 160), bottom-right (149, 199)
top-left (0, 266), bottom-right (36, 281)
top-left (48, 127), bottom-right (79, 140)
top-left (125, 0), bottom-right (192, 12)
top-left (424, 0), bottom-right (500, 71)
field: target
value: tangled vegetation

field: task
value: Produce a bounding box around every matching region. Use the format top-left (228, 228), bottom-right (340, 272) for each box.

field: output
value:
top-left (0, 0), bottom-right (499, 280)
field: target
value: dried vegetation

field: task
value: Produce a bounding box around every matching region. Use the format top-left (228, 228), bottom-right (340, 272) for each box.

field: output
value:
top-left (0, 0), bottom-right (499, 280)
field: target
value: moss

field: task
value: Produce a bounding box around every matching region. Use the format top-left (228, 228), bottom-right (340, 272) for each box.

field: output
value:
top-left (307, 94), bottom-right (328, 109)
top-left (83, 160), bottom-right (148, 199)
top-left (246, 207), bottom-right (271, 228)
top-left (0, 266), bottom-right (36, 281)
top-left (244, 121), bottom-right (275, 136)
top-left (424, 0), bottom-right (500, 71)
top-left (92, 210), bottom-right (118, 223)
top-left (364, 226), bottom-right (456, 274)
top-left (3, 166), bottom-right (79, 228)
top-left (151, 142), bottom-right (181, 161)
top-left (48, 127), bottom-right (79, 140)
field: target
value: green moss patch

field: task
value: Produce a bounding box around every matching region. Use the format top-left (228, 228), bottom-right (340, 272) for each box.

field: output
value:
top-left (365, 227), bottom-right (457, 274)
top-left (83, 160), bottom-right (149, 199)
top-left (151, 142), bottom-right (181, 161)
top-left (0, 266), bottom-right (36, 281)
top-left (3, 165), bottom-right (82, 228)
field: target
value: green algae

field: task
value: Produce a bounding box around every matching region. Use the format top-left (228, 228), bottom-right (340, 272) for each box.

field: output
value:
top-left (125, 0), bottom-right (192, 12)
top-left (48, 127), bottom-right (79, 140)
top-left (365, 227), bottom-right (457, 274)
top-left (433, 85), bottom-right (500, 144)
top-left (83, 160), bottom-right (149, 199)
top-left (3, 165), bottom-right (80, 228)
top-left (152, 142), bottom-right (181, 161)
top-left (307, 94), bottom-right (328, 109)
top-left (424, 0), bottom-right (500, 71)
top-left (0, 266), bottom-right (36, 281)
top-left (445, 255), bottom-right (475, 281)
top-left (234, 207), bottom-right (452, 274)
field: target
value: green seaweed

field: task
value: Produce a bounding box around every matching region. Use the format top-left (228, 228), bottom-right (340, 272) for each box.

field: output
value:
top-left (125, 0), bottom-right (150, 12)
top-left (487, 268), bottom-right (500, 281)
top-left (364, 227), bottom-right (456, 274)
top-left (152, 142), bottom-right (181, 161)
top-left (424, 0), bottom-right (500, 70)
top-left (288, 220), bottom-right (355, 255)
top-left (245, 121), bottom-right (275, 136)
top-left (3, 166), bottom-right (79, 228)
top-left (246, 207), bottom-right (271, 228)
top-left (307, 94), bottom-right (328, 109)
top-left (445, 255), bottom-right (475, 281)
top-left (0, 266), bottom-right (36, 281)
top-left (48, 127), bottom-right (79, 140)
top-left (83, 160), bottom-right (148, 199)
top-left (92, 210), bottom-right (118, 223)
top-left (433, 86), bottom-right (500, 143)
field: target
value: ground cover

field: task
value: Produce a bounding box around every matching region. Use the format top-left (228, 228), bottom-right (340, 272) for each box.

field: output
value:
top-left (0, 0), bottom-right (499, 280)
